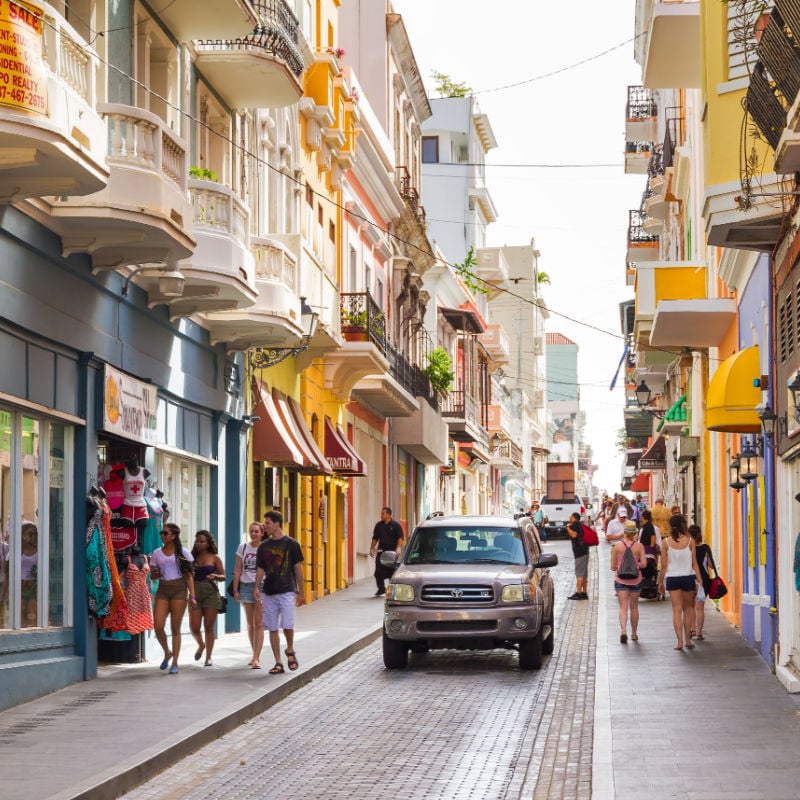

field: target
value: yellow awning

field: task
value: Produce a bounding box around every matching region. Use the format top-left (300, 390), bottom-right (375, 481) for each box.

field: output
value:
top-left (705, 346), bottom-right (761, 433)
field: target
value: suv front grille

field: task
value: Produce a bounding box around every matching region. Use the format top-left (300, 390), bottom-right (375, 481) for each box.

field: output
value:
top-left (421, 584), bottom-right (495, 603)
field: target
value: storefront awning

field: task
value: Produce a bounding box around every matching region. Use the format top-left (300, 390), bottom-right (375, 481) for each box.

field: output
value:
top-left (705, 346), bottom-right (761, 433)
top-left (324, 417), bottom-right (367, 476)
top-left (271, 389), bottom-right (331, 475)
top-left (252, 381), bottom-right (304, 468)
top-left (639, 435), bottom-right (667, 470)
top-left (285, 394), bottom-right (333, 475)
top-left (630, 472), bottom-right (651, 492)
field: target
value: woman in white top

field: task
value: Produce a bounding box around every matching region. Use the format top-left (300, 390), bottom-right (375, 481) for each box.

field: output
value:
top-left (150, 523), bottom-right (195, 673)
top-left (232, 521), bottom-right (266, 669)
top-left (658, 514), bottom-right (702, 651)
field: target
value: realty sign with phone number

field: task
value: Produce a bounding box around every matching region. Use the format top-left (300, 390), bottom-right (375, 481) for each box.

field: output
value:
top-left (0, 0), bottom-right (47, 115)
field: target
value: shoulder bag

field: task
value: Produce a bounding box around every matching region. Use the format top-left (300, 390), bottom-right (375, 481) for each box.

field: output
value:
top-left (706, 549), bottom-right (728, 600)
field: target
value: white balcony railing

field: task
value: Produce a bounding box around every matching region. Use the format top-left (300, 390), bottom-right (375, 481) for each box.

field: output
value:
top-left (189, 181), bottom-right (249, 248)
top-left (100, 104), bottom-right (188, 192)
top-left (252, 236), bottom-right (298, 292)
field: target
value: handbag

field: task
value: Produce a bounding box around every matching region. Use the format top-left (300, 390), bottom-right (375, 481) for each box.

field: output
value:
top-left (218, 594), bottom-right (228, 614)
top-left (226, 580), bottom-right (236, 598)
top-left (706, 549), bottom-right (728, 600)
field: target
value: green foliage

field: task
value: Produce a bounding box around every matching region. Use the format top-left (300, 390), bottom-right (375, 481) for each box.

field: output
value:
top-left (431, 71), bottom-right (472, 98)
top-left (189, 166), bottom-right (219, 182)
top-left (615, 428), bottom-right (628, 454)
top-left (453, 247), bottom-right (488, 295)
top-left (423, 347), bottom-right (454, 394)
top-left (343, 309), bottom-right (367, 328)
top-left (536, 271), bottom-right (551, 285)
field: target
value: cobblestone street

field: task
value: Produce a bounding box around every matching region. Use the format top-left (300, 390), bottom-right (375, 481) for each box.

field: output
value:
top-left (125, 541), bottom-right (596, 800)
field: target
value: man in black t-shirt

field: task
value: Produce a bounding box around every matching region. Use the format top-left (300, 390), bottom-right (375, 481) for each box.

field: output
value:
top-left (369, 507), bottom-right (404, 596)
top-left (566, 511), bottom-right (589, 601)
top-left (254, 510), bottom-right (305, 674)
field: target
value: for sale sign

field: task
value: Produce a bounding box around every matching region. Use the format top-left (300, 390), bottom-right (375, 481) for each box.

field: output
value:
top-left (0, 1), bottom-right (47, 115)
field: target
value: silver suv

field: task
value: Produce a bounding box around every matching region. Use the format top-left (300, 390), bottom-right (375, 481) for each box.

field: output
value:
top-left (381, 513), bottom-right (558, 670)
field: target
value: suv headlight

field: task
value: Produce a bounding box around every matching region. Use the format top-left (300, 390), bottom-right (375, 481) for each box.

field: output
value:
top-left (386, 583), bottom-right (415, 602)
top-left (501, 584), bottom-right (533, 602)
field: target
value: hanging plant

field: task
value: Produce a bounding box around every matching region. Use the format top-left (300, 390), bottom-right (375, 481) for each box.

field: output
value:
top-left (423, 347), bottom-right (454, 394)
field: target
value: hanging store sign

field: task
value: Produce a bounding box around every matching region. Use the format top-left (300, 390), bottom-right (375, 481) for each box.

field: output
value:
top-left (103, 365), bottom-right (158, 446)
top-left (638, 458), bottom-right (666, 470)
top-left (0, 1), bottom-right (48, 115)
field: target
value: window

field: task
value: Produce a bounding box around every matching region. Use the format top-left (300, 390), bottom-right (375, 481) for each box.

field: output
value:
top-left (0, 411), bottom-right (73, 630)
top-left (422, 136), bottom-right (439, 163)
top-left (155, 454), bottom-right (210, 538)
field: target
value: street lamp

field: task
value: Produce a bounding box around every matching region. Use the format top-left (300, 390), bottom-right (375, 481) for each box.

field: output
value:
top-left (634, 380), bottom-right (665, 418)
top-left (728, 456), bottom-right (747, 492)
top-left (249, 297), bottom-right (320, 369)
top-left (738, 439), bottom-right (759, 482)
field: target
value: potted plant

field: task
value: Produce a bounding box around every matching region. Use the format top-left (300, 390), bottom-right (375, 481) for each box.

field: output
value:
top-left (423, 347), bottom-right (454, 395)
top-left (189, 166), bottom-right (219, 182)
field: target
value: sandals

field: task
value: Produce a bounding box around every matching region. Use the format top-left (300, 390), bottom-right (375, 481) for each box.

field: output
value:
top-left (194, 644), bottom-right (205, 662)
top-left (285, 649), bottom-right (299, 671)
top-left (269, 663), bottom-right (285, 674)
top-left (695, 634), bottom-right (705, 640)
top-left (631, 634), bottom-right (639, 641)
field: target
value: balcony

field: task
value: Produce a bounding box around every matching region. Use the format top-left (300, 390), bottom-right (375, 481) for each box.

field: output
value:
top-left (491, 439), bottom-right (525, 473)
top-left (624, 142), bottom-right (652, 175)
top-left (396, 164), bottom-right (427, 226)
top-left (637, 1), bottom-right (701, 89)
top-left (48, 104), bottom-right (194, 270)
top-left (194, 1), bottom-right (305, 109)
top-left (391, 379), bottom-right (449, 464)
top-left (154, 0), bottom-right (258, 40)
top-left (627, 209), bottom-right (659, 262)
top-left (0, 6), bottom-right (107, 202)
top-left (475, 247), bottom-right (510, 287)
top-left (635, 261), bottom-right (735, 348)
top-left (775, 89), bottom-right (800, 174)
top-left (478, 324), bottom-right (510, 369)
top-left (351, 343), bottom-right (419, 418)
top-left (203, 235), bottom-right (300, 348)
top-left (441, 388), bottom-right (489, 449)
top-left (625, 86), bottom-right (658, 142)
top-left (325, 291), bottom-right (389, 402)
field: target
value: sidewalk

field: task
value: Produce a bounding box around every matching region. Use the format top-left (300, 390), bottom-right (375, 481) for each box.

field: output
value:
top-left (0, 578), bottom-right (385, 800)
top-left (592, 546), bottom-right (800, 800)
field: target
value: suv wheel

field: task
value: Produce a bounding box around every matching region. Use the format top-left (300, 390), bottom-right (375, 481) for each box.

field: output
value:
top-left (518, 628), bottom-right (543, 670)
top-left (383, 631), bottom-right (409, 669)
top-left (542, 607), bottom-right (555, 656)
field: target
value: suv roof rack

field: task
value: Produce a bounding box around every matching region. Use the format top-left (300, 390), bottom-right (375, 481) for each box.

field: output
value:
top-left (425, 511), bottom-right (445, 520)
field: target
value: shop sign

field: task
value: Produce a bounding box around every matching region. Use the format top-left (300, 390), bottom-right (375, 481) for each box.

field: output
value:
top-left (638, 458), bottom-right (666, 470)
top-left (0, 1), bottom-right (48, 115)
top-left (103, 365), bottom-right (158, 446)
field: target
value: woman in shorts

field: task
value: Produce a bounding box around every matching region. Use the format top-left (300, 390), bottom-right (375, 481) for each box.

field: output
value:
top-left (189, 530), bottom-right (225, 667)
top-left (232, 521), bottom-right (266, 668)
top-left (659, 514), bottom-right (702, 650)
top-left (150, 523), bottom-right (195, 673)
top-left (610, 521), bottom-right (648, 644)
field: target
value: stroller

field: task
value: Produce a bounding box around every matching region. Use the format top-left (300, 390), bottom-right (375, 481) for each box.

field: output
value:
top-left (639, 545), bottom-right (660, 600)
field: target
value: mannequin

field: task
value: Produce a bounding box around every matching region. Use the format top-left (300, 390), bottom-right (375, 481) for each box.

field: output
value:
top-left (115, 456), bottom-right (150, 530)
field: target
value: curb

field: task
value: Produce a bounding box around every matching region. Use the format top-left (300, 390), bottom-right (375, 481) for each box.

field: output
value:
top-left (50, 625), bottom-right (383, 800)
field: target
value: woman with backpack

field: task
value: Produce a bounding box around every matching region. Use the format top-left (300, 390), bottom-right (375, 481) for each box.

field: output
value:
top-left (659, 514), bottom-right (703, 650)
top-left (610, 520), bottom-right (648, 643)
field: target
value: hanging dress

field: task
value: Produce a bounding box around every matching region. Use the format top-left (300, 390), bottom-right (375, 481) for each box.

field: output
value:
top-left (98, 498), bottom-right (130, 631)
top-left (122, 555), bottom-right (155, 634)
top-left (86, 500), bottom-right (112, 618)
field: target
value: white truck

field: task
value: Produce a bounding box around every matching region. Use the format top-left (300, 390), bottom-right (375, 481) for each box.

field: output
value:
top-left (539, 463), bottom-right (585, 539)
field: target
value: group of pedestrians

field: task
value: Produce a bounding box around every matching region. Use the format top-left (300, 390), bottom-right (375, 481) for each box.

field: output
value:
top-left (149, 510), bottom-right (304, 675)
top-left (565, 494), bottom-right (720, 650)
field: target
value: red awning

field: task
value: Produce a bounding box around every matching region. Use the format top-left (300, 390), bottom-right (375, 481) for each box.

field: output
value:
top-left (252, 381), bottom-right (304, 468)
top-left (285, 395), bottom-right (332, 475)
top-left (630, 472), bottom-right (651, 492)
top-left (324, 417), bottom-right (367, 476)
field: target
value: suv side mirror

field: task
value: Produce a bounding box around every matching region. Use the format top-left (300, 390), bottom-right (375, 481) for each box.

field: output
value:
top-left (379, 551), bottom-right (399, 568)
top-left (535, 553), bottom-right (558, 569)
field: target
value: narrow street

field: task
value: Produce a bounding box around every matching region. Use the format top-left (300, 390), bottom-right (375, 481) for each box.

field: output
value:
top-left (121, 541), bottom-right (594, 800)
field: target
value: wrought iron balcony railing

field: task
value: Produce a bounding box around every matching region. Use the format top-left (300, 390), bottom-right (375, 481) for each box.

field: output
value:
top-left (628, 209), bottom-right (659, 245)
top-left (396, 164), bottom-right (426, 224)
top-left (746, 62), bottom-right (785, 150)
top-left (626, 85), bottom-right (657, 120)
top-left (647, 144), bottom-right (664, 178)
top-left (340, 291), bottom-right (387, 350)
top-left (757, 8), bottom-right (800, 107)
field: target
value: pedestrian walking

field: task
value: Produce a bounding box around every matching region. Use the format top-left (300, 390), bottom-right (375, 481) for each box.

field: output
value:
top-left (658, 514), bottom-right (702, 650)
top-left (150, 523), bottom-right (195, 674)
top-left (369, 507), bottom-right (404, 596)
top-left (688, 524), bottom-right (712, 640)
top-left (605, 504), bottom-right (629, 544)
top-left (531, 502), bottom-right (546, 541)
top-left (611, 521), bottom-right (648, 643)
top-left (189, 530), bottom-right (225, 667)
top-left (254, 510), bottom-right (305, 675)
top-left (649, 498), bottom-right (671, 542)
top-left (566, 511), bottom-right (589, 600)
top-left (232, 521), bottom-right (266, 668)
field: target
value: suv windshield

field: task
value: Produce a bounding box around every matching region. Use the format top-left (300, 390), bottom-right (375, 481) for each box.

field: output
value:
top-left (406, 526), bottom-right (527, 566)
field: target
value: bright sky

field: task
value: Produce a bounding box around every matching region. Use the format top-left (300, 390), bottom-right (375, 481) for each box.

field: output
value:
top-left (393, 0), bottom-right (643, 493)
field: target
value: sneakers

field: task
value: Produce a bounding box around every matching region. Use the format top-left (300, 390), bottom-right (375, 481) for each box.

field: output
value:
top-left (568, 592), bottom-right (589, 600)
top-left (374, 588), bottom-right (385, 597)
